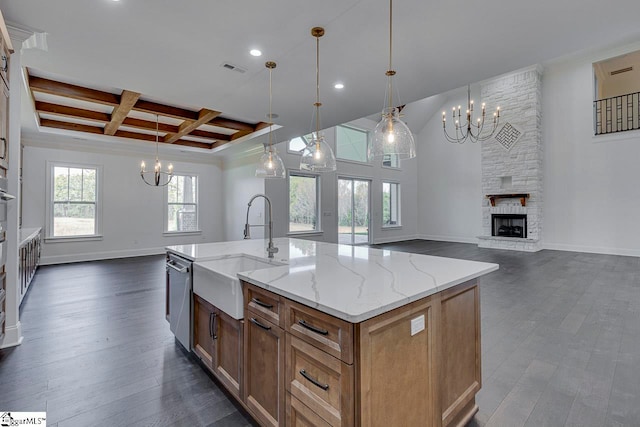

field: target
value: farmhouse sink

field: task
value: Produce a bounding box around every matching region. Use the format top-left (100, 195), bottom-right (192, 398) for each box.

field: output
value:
top-left (192, 254), bottom-right (285, 319)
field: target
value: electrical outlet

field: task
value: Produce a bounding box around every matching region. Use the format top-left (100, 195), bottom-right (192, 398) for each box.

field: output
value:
top-left (410, 315), bottom-right (425, 336)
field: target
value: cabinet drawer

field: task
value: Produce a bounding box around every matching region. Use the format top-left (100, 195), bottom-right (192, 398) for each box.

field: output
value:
top-left (286, 334), bottom-right (353, 427)
top-left (285, 299), bottom-right (353, 364)
top-left (287, 393), bottom-right (332, 427)
top-left (244, 282), bottom-right (283, 328)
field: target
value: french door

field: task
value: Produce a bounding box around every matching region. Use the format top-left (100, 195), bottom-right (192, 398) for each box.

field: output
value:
top-left (338, 178), bottom-right (370, 245)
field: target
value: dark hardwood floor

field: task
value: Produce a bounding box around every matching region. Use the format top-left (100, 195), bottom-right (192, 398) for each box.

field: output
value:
top-left (1, 241), bottom-right (638, 426)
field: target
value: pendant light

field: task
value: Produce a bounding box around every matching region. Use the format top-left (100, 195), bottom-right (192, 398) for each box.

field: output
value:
top-left (300, 27), bottom-right (337, 172)
top-left (140, 114), bottom-right (174, 186)
top-left (256, 61), bottom-right (285, 178)
top-left (368, 0), bottom-right (416, 161)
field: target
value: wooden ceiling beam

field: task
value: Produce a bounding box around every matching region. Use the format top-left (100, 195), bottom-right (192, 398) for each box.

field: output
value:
top-left (35, 101), bottom-right (111, 123)
top-left (40, 118), bottom-right (215, 149)
top-left (190, 129), bottom-right (232, 141)
top-left (121, 117), bottom-right (177, 134)
top-left (164, 108), bottom-right (221, 144)
top-left (29, 76), bottom-right (120, 106)
top-left (104, 90), bottom-right (141, 135)
top-left (208, 117), bottom-right (256, 132)
top-left (132, 99), bottom-right (199, 121)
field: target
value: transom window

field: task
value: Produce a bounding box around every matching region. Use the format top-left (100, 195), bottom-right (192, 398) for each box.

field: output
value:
top-left (288, 173), bottom-right (319, 233)
top-left (382, 153), bottom-right (399, 168)
top-left (288, 133), bottom-right (314, 153)
top-left (49, 164), bottom-right (100, 238)
top-left (336, 125), bottom-right (368, 163)
top-left (166, 174), bottom-right (199, 233)
top-left (382, 182), bottom-right (401, 227)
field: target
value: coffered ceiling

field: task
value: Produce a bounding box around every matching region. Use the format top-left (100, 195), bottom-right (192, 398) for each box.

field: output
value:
top-left (3, 0), bottom-right (640, 156)
top-left (25, 68), bottom-right (268, 151)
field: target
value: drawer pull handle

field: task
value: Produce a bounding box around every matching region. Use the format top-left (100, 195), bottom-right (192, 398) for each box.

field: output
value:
top-left (250, 317), bottom-right (271, 331)
top-left (211, 312), bottom-right (218, 340)
top-left (298, 319), bottom-right (328, 336)
top-left (251, 297), bottom-right (273, 309)
top-left (300, 369), bottom-right (329, 391)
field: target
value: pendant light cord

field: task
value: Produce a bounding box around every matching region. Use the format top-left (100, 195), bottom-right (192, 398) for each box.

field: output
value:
top-left (315, 33), bottom-right (321, 138)
top-left (155, 114), bottom-right (159, 162)
top-left (268, 65), bottom-right (273, 148)
top-left (385, 0), bottom-right (395, 111)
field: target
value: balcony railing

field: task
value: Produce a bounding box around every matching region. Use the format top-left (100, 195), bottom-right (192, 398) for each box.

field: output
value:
top-left (593, 91), bottom-right (640, 135)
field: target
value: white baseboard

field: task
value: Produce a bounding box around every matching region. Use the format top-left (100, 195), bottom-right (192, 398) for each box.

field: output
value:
top-left (0, 321), bottom-right (23, 349)
top-left (417, 234), bottom-right (479, 244)
top-left (542, 242), bottom-right (640, 258)
top-left (41, 247), bottom-right (166, 265)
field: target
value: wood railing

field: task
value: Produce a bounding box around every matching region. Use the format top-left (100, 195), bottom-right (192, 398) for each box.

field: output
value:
top-left (593, 91), bottom-right (640, 135)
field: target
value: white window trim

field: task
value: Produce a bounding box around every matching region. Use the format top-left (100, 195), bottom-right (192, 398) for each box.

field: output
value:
top-left (163, 172), bottom-right (201, 234)
top-left (288, 170), bottom-right (322, 234)
top-left (45, 161), bottom-right (103, 241)
top-left (382, 181), bottom-right (401, 229)
top-left (335, 125), bottom-right (370, 165)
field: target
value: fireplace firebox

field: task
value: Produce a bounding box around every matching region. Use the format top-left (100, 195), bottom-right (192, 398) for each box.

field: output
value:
top-left (492, 214), bottom-right (527, 238)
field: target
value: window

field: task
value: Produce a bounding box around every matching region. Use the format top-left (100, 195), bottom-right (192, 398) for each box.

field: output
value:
top-left (289, 173), bottom-right (319, 233)
top-left (382, 153), bottom-right (399, 168)
top-left (49, 163), bottom-right (100, 238)
top-left (382, 182), bottom-right (400, 227)
top-left (288, 133), bottom-right (313, 153)
top-left (336, 125), bottom-right (368, 163)
top-left (166, 174), bottom-right (199, 233)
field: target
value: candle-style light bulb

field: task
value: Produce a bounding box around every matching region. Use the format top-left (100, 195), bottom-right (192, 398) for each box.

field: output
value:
top-left (141, 161), bottom-right (145, 170)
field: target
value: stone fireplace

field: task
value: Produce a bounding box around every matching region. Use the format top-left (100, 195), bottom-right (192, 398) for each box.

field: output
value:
top-left (492, 214), bottom-right (527, 238)
top-left (477, 66), bottom-right (543, 252)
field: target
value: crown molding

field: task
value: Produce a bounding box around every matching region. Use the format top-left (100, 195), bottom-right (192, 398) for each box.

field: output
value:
top-left (6, 21), bottom-right (36, 44)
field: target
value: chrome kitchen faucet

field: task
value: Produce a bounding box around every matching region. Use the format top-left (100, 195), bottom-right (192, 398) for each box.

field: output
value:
top-left (243, 194), bottom-right (278, 258)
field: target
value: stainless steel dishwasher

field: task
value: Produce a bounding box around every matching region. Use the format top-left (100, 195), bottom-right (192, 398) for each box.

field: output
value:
top-left (166, 252), bottom-right (192, 351)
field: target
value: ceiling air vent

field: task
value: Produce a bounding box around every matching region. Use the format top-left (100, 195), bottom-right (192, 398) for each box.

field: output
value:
top-left (220, 62), bottom-right (247, 74)
top-left (610, 66), bottom-right (633, 76)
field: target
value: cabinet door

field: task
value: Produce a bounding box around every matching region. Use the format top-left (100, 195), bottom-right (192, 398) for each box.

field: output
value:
top-left (0, 83), bottom-right (8, 170)
top-left (357, 297), bottom-right (437, 427)
top-left (213, 309), bottom-right (243, 399)
top-left (244, 311), bottom-right (285, 427)
top-left (193, 294), bottom-right (215, 369)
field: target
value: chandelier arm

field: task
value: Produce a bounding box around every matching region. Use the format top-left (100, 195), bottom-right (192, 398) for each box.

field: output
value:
top-left (443, 126), bottom-right (465, 143)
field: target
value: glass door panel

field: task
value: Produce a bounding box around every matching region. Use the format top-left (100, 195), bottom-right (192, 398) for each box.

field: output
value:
top-left (338, 178), bottom-right (369, 245)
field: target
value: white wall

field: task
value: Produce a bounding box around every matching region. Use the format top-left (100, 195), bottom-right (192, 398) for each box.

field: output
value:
top-left (21, 140), bottom-right (225, 264)
top-left (542, 42), bottom-right (640, 256)
top-left (221, 151), bottom-right (265, 241)
top-left (416, 88), bottom-right (483, 243)
top-left (265, 118), bottom-right (418, 245)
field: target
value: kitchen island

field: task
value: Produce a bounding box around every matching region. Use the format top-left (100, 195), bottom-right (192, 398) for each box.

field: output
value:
top-left (167, 238), bottom-right (498, 427)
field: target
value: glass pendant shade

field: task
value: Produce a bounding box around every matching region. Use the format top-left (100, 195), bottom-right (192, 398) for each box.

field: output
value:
top-left (369, 107), bottom-right (416, 160)
top-left (256, 145), bottom-right (285, 178)
top-left (300, 133), bottom-right (336, 172)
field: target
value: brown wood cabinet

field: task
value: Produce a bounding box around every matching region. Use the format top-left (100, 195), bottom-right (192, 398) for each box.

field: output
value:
top-left (244, 309), bottom-right (285, 427)
top-left (193, 293), bottom-right (243, 399)
top-left (239, 279), bottom-right (482, 427)
top-left (19, 229), bottom-right (42, 304)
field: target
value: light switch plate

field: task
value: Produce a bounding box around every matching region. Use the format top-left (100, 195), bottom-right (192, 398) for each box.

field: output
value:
top-left (411, 315), bottom-right (425, 336)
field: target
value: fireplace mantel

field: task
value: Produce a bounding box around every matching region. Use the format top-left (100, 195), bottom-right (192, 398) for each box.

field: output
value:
top-left (486, 193), bottom-right (530, 207)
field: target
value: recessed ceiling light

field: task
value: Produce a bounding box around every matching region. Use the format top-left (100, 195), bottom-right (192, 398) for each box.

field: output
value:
top-left (250, 49), bottom-right (262, 57)
top-left (334, 83), bottom-right (344, 89)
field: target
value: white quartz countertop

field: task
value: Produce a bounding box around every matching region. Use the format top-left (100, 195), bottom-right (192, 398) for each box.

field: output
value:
top-left (167, 238), bottom-right (498, 323)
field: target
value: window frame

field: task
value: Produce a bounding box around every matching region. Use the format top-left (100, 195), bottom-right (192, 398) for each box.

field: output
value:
top-left (287, 134), bottom-right (312, 155)
top-left (382, 181), bottom-right (401, 229)
top-left (335, 124), bottom-right (370, 165)
top-left (45, 161), bottom-right (103, 242)
top-left (163, 172), bottom-right (201, 235)
top-left (287, 171), bottom-right (321, 235)
top-left (381, 153), bottom-right (401, 170)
